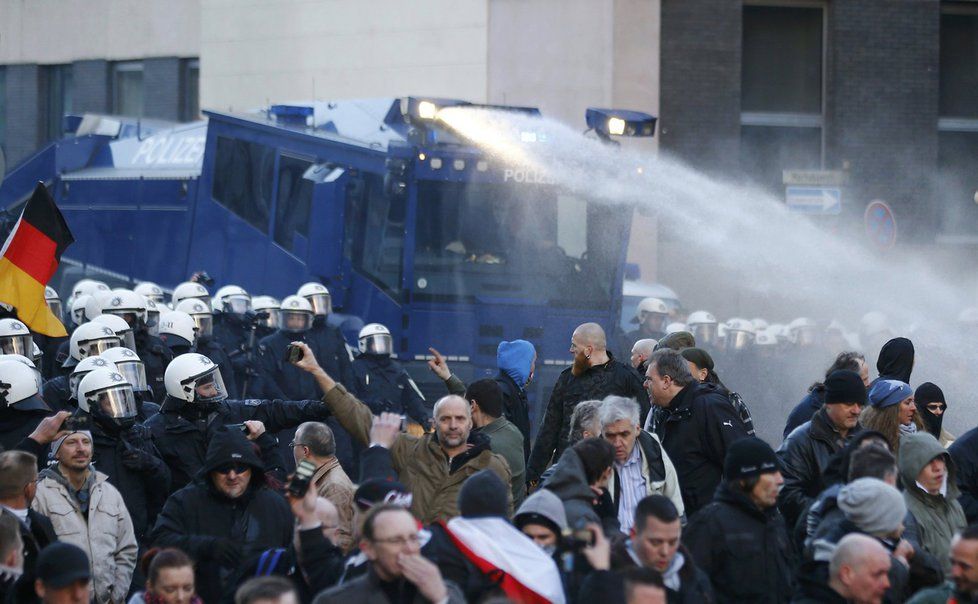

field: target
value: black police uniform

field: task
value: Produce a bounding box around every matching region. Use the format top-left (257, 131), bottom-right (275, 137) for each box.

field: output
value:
top-left (352, 353), bottom-right (431, 426)
top-left (134, 329), bottom-right (174, 403)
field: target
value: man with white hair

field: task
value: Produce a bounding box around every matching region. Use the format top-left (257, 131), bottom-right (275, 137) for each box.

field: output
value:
top-left (795, 533), bottom-right (891, 603)
top-left (630, 338), bottom-right (658, 374)
top-left (599, 396), bottom-right (683, 531)
top-left (289, 342), bottom-right (511, 524)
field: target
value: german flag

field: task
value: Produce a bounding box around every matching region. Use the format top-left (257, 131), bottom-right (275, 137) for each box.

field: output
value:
top-left (0, 183), bottom-right (74, 336)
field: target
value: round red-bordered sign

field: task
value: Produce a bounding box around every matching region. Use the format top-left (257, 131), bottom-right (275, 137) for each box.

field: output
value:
top-left (864, 200), bottom-right (897, 249)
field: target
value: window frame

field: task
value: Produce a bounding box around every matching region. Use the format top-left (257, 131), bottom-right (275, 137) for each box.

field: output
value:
top-left (271, 151), bottom-right (316, 256)
top-left (112, 60), bottom-right (145, 117)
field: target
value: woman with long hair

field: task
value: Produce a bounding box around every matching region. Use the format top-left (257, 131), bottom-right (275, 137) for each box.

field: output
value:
top-left (861, 379), bottom-right (922, 453)
top-left (128, 548), bottom-right (201, 604)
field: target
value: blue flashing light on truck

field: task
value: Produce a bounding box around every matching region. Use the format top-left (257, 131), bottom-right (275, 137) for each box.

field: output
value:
top-left (0, 97), bottom-right (656, 434)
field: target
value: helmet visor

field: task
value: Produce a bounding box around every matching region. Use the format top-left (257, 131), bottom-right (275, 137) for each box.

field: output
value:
top-left (726, 331), bottom-right (754, 351)
top-left (306, 293), bottom-right (332, 316)
top-left (191, 314), bottom-right (213, 338)
top-left (104, 310), bottom-right (142, 329)
top-left (146, 310), bottom-right (160, 336)
top-left (115, 360), bottom-right (148, 392)
top-left (262, 309), bottom-right (281, 329)
top-left (190, 368), bottom-right (228, 404)
top-left (81, 336), bottom-right (120, 358)
top-left (0, 335), bottom-right (34, 357)
top-left (690, 323), bottom-right (717, 345)
top-left (47, 300), bottom-right (63, 320)
top-left (69, 372), bottom-right (87, 399)
top-left (224, 296), bottom-right (252, 315)
top-left (361, 334), bottom-right (393, 355)
top-left (94, 386), bottom-right (138, 420)
top-left (281, 311), bottom-right (313, 333)
top-left (119, 330), bottom-right (136, 351)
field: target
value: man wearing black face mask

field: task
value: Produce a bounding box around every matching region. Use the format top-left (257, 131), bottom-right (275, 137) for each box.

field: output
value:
top-left (915, 382), bottom-right (953, 447)
top-left (75, 368), bottom-right (170, 548)
top-left (146, 353), bottom-right (341, 492)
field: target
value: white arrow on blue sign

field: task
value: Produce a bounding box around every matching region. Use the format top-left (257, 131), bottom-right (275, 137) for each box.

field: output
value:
top-left (785, 186), bottom-right (842, 215)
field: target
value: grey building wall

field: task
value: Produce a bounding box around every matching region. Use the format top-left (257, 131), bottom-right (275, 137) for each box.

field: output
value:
top-left (3, 64), bottom-right (43, 165)
top-left (144, 57), bottom-right (182, 121)
top-left (72, 60), bottom-right (111, 115)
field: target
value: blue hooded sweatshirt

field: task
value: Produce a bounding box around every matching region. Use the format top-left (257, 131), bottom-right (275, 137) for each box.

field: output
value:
top-left (497, 340), bottom-right (536, 390)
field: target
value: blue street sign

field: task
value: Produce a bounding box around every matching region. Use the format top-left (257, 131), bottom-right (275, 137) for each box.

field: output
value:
top-left (785, 186), bottom-right (842, 215)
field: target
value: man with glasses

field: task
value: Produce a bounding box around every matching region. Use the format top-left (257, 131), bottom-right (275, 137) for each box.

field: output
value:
top-left (313, 503), bottom-right (464, 604)
top-left (292, 421), bottom-right (355, 552)
top-left (150, 427), bottom-right (292, 604)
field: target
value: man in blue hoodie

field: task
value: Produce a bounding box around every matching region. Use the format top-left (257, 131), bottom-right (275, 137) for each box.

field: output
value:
top-left (428, 339), bottom-right (535, 461)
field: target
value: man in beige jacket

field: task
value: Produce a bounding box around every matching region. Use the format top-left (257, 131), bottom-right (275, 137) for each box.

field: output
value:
top-left (32, 431), bottom-right (137, 604)
top-left (292, 421), bottom-right (356, 552)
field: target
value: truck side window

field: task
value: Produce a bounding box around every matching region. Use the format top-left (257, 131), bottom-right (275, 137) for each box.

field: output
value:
top-left (344, 174), bottom-right (404, 295)
top-left (212, 136), bottom-right (273, 233)
top-left (273, 155), bottom-right (313, 253)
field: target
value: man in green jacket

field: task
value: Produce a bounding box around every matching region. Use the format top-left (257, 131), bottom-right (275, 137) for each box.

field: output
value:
top-left (289, 342), bottom-right (512, 524)
top-left (899, 432), bottom-right (967, 574)
top-left (463, 378), bottom-right (526, 508)
top-left (908, 525), bottom-right (978, 604)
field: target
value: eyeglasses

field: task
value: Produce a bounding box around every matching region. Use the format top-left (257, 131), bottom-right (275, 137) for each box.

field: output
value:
top-left (213, 463), bottom-right (250, 475)
top-left (371, 533), bottom-right (422, 547)
top-left (289, 440), bottom-right (309, 448)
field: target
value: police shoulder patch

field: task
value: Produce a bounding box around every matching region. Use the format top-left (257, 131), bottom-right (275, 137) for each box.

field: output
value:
top-left (243, 399), bottom-right (262, 406)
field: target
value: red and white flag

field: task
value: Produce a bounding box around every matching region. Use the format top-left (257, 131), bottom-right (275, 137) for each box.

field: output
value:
top-left (442, 517), bottom-right (566, 604)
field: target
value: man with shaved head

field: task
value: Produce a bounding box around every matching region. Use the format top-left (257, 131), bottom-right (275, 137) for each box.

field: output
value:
top-left (528, 322), bottom-right (648, 484)
top-left (289, 342), bottom-right (511, 523)
top-left (795, 533), bottom-right (891, 603)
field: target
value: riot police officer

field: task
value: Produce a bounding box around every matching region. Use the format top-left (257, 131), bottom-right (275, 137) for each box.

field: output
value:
top-left (175, 298), bottom-right (239, 398)
top-left (100, 290), bottom-right (173, 402)
top-left (211, 285), bottom-right (256, 394)
top-left (619, 297), bottom-right (670, 356)
top-left (251, 295), bottom-right (281, 340)
top-left (34, 286), bottom-right (67, 380)
top-left (43, 322), bottom-right (122, 412)
top-left (157, 310), bottom-right (198, 354)
top-left (134, 281), bottom-right (166, 305)
top-left (256, 295), bottom-right (354, 473)
top-left (296, 282), bottom-right (356, 389)
top-left (144, 353), bottom-right (340, 492)
top-left (0, 358), bottom-right (53, 453)
top-left (100, 347), bottom-right (161, 420)
top-left (352, 323), bottom-right (431, 427)
top-left (171, 280), bottom-right (210, 308)
top-left (75, 367), bottom-right (170, 545)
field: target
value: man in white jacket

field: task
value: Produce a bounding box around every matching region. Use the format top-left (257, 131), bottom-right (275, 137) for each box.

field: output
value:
top-left (32, 430), bottom-right (137, 604)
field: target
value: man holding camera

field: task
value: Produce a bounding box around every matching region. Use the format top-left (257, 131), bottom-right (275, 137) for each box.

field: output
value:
top-left (149, 427), bottom-right (293, 604)
top-left (288, 341), bottom-right (511, 524)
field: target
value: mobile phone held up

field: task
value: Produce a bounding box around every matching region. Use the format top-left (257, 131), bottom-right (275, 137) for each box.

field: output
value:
top-left (286, 344), bottom-right (304, 364)
top-left (224, 423), bottom-right (250, 435)
top-left (288, 459), bottom-right (318, 498)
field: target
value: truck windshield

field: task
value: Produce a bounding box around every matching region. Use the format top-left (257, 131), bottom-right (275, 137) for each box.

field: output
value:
top-left (413, 181), bottom-right (627, 308)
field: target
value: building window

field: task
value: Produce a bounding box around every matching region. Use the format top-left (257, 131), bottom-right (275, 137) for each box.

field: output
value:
top-left (273, 154), bottom-right (314, 254)
top-left (740, 4), bottom-right (825, 192)
top-left (112, 61), bottom-right (144, 117)
top-left (44, 64), bottom-right (73, 141)
top-left (0, 68), bottom-right (6, 153)
top-left (181, 59), bottom-right (200, 121)
top-left (212, 136), bottom-right (274, 233)
top-left (937, 5), bottom-right (978, 237)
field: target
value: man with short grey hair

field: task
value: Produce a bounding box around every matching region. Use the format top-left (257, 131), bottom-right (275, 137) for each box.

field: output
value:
top-left (630, 338), bottom-right (657, 374)
top-left (599, 396), bottom-right (683, 531)
top-left (644, 349), bottom-right (749, 516)
top-left (568, 400), bottom-right (603, 444)
top-left (293, 421), bottom-right (355, 552)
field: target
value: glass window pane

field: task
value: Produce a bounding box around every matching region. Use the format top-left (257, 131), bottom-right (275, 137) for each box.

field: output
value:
top-left (940, 13), bottom-right (978, 118)
top-left (741, 125), bottom-right (822, 192)
top-left (273, 155), bottom-right (313, 253)
top-left (45, 65), bottom-right (73, 141)
top-left (183, 59), bottom-right (200, 121)
top-left (212, 136), bottom-right (273, 233)
top-left (113, 63), bottom-right (144, 117)
top-left (344, 174), bottom-right (404, 294)
top-left (742, 6), bottom-right (823, 114)
top-left (937, 131), bottom-right (978, 234)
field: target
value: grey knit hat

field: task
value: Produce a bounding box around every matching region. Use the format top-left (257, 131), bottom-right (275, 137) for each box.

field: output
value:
top-left (838, 477), bottom-right (906, 535)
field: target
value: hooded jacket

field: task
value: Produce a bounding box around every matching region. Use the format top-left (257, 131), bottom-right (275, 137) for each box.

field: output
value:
top-left (528, 353), bottom-right (648, 483)
top-left (684, 481), bottom-right (794, 604)
top-left (515, 486), bottom-right (569, 534)
top-left (949, 426), bottom-right (978, 523)
top-left (148, 429), bottom-right (292, 604)
top-left (496, 340), bottom-right (535, 459)
top-left (876, 337), bottom-right (914, 384)
top-left (32, 466), bottom-right (138, 604)
top-left (541, 447), bottom-right (604, 530)
top-left (321, 383), bottom-right (511, 524)
top-left (898, 432), bottom-right (966, 573)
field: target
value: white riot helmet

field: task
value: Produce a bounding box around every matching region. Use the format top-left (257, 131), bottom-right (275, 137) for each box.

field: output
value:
top-left (66, 322), bottom-right (121, 368)
top-left (0, 359), bottom-right (48, 411)
top-left (70, 356), bottom-right (117, 400)
top-left (71, 294), bottom-right (92, 326)
top-left (686, 310), bottom-right (718, 345)
top-left (1, 354), bottom-right (43, 394)
top-left (92, 314), bottom-right (136, 351)
top-left (158, 311), bottom-right (198, 349)
top-left (755, 331), bottom-right (778, 347)
top-left (77, 367), bottom-right (138, 431)
top-left (172, 281), bottom-right (211, 308)
top-left (45, 286), bottom-right (62, 321)
top-left (751, 318), bottom-right (769, 332)
top-left (175, 299), bottom-right (213, 338)
top-left (212, 285), bottom-right (251, 315)
top-left (100, 290), bottom-right (148, 329)
top-left (279, 295), bottom-right (314, 333)
top-left (71, 279), bottom-right (110, 299)
top-left (100, 347), bottom-right (149, 393)
top-left (358, 323), bottom-right (393, 355)
top-left (84, 289), bottom-right (116, 320)
top-left (134, 281), bottom-right (166, 304)
top-left (31, 341), bottom-right (42, 365)
top-left (143, 297), bottom-right (161, 337)
top-left (251, 296), bottom-right (281, 330)
top-left (164, 353), bottom-right (228, 406)
top-left (788, 317), bottom-right (817, 346)
top-left (665, 322), bottom-right (688, 335)
top-left (297, 282), bottom-right (331, 316)
top-left (724, 318), bottom-right (755, 351)
top-left (0, 319), bottom-right (34, 357)
top-left (634, 297), bottom-right (669, 324)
